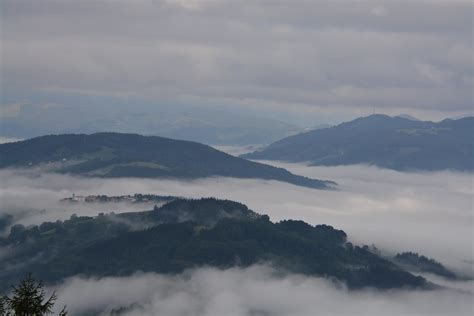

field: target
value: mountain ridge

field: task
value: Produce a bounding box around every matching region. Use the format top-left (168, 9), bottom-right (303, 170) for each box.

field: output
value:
top-left (0, 102), bottom-right (302, 146)
top-left (242, 115), bottom-right (474, 171)
top-left (0, 132), bottom-right (334, 189)
top-left (0, 197), bottom-right (429, 291)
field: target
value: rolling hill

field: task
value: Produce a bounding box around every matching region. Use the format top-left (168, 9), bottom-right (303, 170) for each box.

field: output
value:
top-left (0, 198), bottom-right (428, 291)
top-left (0, 132), bottom-right (334, 189)
top-left (242, 115), bottom-right (474, 171)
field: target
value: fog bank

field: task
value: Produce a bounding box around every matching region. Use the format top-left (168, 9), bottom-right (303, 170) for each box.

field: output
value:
top-left (1, 164), bottom-right (471, 276)
top-left (1, 164), bottom-right (472, 314)
top-left (51, 265), bottom-right (473, 316)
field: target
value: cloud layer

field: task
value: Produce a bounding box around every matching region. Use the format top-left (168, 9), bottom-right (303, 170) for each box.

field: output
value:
top-left (1, 163), bottom-right (473, 315)
top-left (1, 0), bottom-right (472, 121)
top-left (51, 265), bottom-right (473, 316)
top-left (1, 163), bottom-right (472, 275)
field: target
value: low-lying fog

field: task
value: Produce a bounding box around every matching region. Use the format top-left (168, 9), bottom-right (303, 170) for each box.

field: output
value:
top-left (1, 162), bottom-right (472, 315)
top-left (52, 265), bottom-right (473, 316)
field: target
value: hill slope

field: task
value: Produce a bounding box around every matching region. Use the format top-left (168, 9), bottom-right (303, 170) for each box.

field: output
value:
top-left (0, 133), bottom-right (333, 189)
top-left (242, 115), bottom-right (474, 171)
top-left (0, 198), bottom-right (426, 291)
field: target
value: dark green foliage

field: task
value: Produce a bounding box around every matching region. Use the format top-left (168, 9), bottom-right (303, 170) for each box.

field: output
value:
top-left (145, 198), bottom-right (262, 224)
top-left (0, 215), bottom-right (13, 234)
top-left (0, 133), bottom-right (333, 189)
top-left (132, 194), bottom-right (175, 203)
top-left (243, 115), bottom-right (474, 171)
top-left (0, 297), bottom-right (8, 315)
top-left (1, 274), bottom-right (67, 316)
top-left (394, 252), bottom-right (456, 279)
top-left (0, 198), bottom-right (426, 291)
top-left (0, 198), bottom-right (261, 290)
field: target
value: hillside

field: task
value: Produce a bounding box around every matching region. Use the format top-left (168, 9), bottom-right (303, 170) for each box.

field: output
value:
top-left (0, 198), bottom-right (426, 291)
top-left (242, 115), bottom-right (474, 171)
top-left (0, 133), bottom-right (333, 189)
top-left (393, 252), bottom-right (456, 279)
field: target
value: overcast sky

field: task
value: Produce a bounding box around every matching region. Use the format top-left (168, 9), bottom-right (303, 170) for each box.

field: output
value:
top-left (1, 0), bottom-right (473, 123)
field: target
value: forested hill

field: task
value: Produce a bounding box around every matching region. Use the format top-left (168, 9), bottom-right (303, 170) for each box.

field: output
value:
top-left (0, 132), bottom-right (333, 189)
top-left (0, 198), bottom-right (428, 291)
top-left (242, 115), bottom-right (474, 171)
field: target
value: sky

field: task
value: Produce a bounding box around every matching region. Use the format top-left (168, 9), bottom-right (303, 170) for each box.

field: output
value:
top-left (1, 0), bottom-right (473, 125)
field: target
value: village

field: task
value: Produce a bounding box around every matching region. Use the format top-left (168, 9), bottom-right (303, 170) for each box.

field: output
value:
top-left (60, 193), bottom-right (177, 204)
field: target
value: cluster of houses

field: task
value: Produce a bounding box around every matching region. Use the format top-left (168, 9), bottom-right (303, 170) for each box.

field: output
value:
top-left (60, 193), bottom-right (176, 204)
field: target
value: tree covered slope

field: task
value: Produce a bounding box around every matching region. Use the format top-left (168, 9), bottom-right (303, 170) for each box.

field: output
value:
top-left (242, 115), bottom-right (474, 171)
top-left (0, 133), bottom-right (333, 189)
top-left (0, 198), bottom-right (426, 291)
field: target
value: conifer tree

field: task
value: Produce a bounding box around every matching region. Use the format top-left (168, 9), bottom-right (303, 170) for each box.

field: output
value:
top-left (1, 274), bottom-right (67, 316)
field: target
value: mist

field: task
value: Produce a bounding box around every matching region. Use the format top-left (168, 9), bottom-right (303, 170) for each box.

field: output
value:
top-left (1, 163), bottom-right (473, 314)
top-left (49, 265), bottom-right (473, 316)
top-left (0, 169), bottom-right (169, 230)
top-left (1, 163), bottom-right (472, 275)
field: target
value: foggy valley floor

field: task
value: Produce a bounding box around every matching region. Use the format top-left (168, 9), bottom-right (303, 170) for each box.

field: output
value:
top-left (0, 163), bottom-right (472, 315)
top-left (51, 265), bottom-right (473, 316)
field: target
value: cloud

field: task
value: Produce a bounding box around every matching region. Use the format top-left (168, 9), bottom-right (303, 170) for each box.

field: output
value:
top-left (1, 0), bottom-right (472, 121)
top-left (1, 163), bottom-right (472, 276)
top-left (0, 137), bottom-right (22, 144)
top-left (0, 101), bottom-right (30, 118)
top-left (370, 6), bottom-right (388, 17)
top-left (49, 265), bottom-right (473, 316)
top-left (1, 163), bottom-right (472, 314)
top-left (0, 169), bottom-right (163, 230)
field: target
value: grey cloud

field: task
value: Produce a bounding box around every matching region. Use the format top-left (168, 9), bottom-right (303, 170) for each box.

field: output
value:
top-left (50, 265), bottom-right (473, 316)
top-left (1, 0), bottom-right (472, 120)
top-left (0, 137), bottom-right (22, 144)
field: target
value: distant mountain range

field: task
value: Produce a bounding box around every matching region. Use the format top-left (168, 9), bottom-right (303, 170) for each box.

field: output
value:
top-left (0, 133), bottom-right (333, 189)
top-left (0, 198), bottom-right (432, 291)
top-left (395, 114), bottom-right (420, 121)
top-left (242, 115), bottom-right (474, 171)
top-left (0, 102), bottom-right (301, 145)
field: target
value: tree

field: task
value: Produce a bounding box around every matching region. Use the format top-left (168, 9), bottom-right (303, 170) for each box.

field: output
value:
top-left (0, 297), bottom-right (9, 315)
top-left (1, 274), bottom-right (67, 316)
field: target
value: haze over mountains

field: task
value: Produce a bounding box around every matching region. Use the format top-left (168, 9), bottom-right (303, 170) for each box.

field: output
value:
top-left (243, 115), bottom-right (474, 171)
top-left (0, 102), bottom-right (300, 145)
top-left (0, 132), bottom-right (333, 190)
